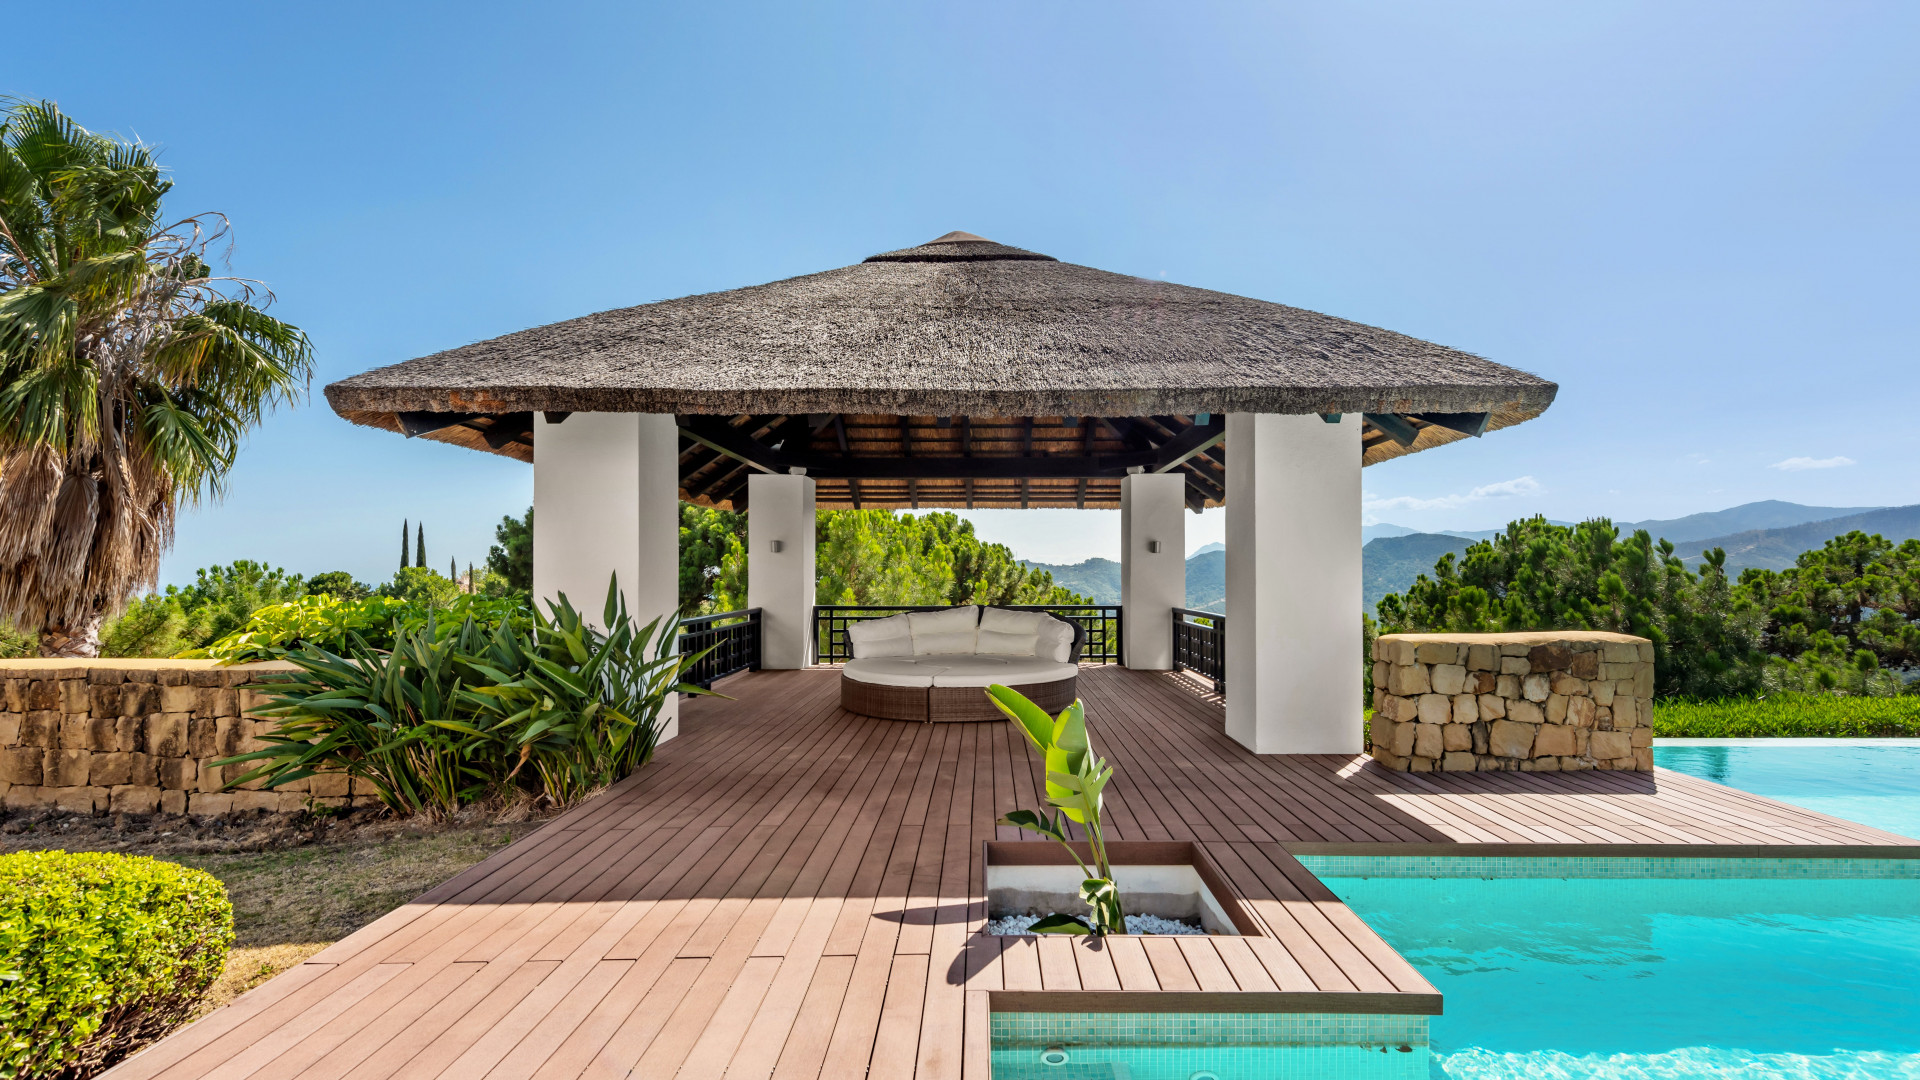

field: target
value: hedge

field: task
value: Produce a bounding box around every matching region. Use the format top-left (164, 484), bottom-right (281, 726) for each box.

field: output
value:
top-left (0, 852), bottom-right (234, 1080)
top-left (1651, 694), bottom-right (1920, 738)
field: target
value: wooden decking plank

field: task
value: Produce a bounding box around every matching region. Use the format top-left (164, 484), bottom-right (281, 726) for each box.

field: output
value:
top-left (1070, 938), bottom-right (1123, 991)
top-left (473, 959), bottom-right (633, 1080)
top-left (1139, 937), bottom-right (1200, 992)
top-left (1036, 937), bottom-right (1081, 990)
top-left (119, 665), bottom-right (1920, 1080)
top-left (767, 954), bottom-right (855, 1080)
top-left (358, 960), bottom-right (559, 1080)
top-left (867, 954), bottom-right (931, 1080)
top-left (563, 957), bottom-right (706, 1080)
top-left (1100, 936), bottom-right (1160, 991)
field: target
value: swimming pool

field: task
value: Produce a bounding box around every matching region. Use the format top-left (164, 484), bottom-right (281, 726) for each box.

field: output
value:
top-left (1655, 739), bottom-right (1920, 839)
top-left (1302, 856), bottom-right (1920, 1080)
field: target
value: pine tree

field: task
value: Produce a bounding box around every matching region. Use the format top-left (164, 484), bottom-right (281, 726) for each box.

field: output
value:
top-left (400, 519), bottom-right (410, 570)
top-left (416, 524), bottom-right (426, 568)
top-left (450, 557), bottom-right (457, 584)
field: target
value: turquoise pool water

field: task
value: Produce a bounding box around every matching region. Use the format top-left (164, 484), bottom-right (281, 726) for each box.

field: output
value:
top-left (1304, 857), bottom-right (1920, 1080)
top-left (1655, 740), bottom-right (1920, 839)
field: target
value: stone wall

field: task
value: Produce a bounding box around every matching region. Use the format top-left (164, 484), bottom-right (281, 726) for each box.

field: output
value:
top-left (1369, 632), bottom-right (1655, 773)
top-left (0, 659), bottom-right (365, 817)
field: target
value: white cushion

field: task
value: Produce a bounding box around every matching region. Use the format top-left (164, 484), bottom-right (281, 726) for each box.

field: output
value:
top-left (977, 608), bottom-right (1049, 656)
top-left (908, 605), bottom-right (980, 655)
top-left (929, 658), bottom-right (1078, 687)
top-left (1033, 617), bottom-right (1075, 663)
top-left (847, 613), bottom-right (913, 659)
top-left (842, 657), bottom-right (945, 687)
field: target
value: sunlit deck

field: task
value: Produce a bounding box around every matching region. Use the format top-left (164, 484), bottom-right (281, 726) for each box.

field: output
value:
top-left (110, 665), bottom-right (1918, 1080)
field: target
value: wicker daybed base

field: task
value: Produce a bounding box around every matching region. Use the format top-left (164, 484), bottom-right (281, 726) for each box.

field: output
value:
top-left (842, 673), bottom-right (1078, 722)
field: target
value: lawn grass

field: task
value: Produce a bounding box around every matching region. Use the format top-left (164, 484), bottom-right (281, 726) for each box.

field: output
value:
top-left (1653, 695), bottom-right (1920, 738)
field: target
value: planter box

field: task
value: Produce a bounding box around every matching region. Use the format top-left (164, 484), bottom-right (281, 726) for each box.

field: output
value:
top-left (983, 840), bottom-right (1261, 936)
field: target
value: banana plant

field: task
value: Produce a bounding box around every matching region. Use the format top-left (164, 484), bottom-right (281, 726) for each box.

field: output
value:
top-left (989, 685), bottom-right (1124, 935)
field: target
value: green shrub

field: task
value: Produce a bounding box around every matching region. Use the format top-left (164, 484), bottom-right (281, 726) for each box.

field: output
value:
top-left (0, 851), bottom-right (233, 1079)
top-left (195, 592), bottom-right (531, 662)
top-left (1652, 695), bottom-right (1920, 738)
top-left (215, 578), bottom-right (705, 814)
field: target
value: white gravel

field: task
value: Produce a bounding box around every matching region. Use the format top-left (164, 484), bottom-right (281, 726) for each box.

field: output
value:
top-left (986, 912), bottom-right (1205, 935)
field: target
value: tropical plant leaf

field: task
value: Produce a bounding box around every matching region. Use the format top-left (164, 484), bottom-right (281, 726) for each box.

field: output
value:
top-left (997, 809), bottom-right (1068, 842)
top-left (1025, 913), bottom-right (1093, 935)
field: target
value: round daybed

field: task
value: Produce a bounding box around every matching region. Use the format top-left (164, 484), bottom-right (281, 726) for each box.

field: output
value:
top-left (840, 605), bottom-right (1084, 722)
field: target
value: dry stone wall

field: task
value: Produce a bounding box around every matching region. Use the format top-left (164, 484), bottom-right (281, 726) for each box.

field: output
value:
top-left (1370, 632), bottom-right (1655, 773)
top-left (0, 659), bottom-right (367, 818)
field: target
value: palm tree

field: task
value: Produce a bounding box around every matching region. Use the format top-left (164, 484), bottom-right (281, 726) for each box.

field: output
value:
top-left (0, 101), bottom-right (311, 656)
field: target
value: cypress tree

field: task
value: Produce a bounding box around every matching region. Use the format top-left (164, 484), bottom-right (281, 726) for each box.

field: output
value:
top-left (416, 523), bottom-right (426, 568)
top-left (450, 557), bottom-right (457, 583)
top-left (401, 519), bottom-right (410, 569)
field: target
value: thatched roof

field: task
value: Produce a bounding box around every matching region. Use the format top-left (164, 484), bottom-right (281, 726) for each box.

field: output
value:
top-left (326, 230), bottom-right (1555, 423)
top-left (323, 231), bottom-right (1557, 509)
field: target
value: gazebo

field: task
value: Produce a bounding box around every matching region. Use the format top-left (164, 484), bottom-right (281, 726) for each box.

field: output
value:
top-left (325, 231), bottom-right (1555, 754)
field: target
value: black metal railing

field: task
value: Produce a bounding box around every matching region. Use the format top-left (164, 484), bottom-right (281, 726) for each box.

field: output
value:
top-left (1172, 607), bottom-right (1225, 695)
top-left (679, 608), bottom-right (762, 688)
top-left (812, 605), bottom-right (1122, 665)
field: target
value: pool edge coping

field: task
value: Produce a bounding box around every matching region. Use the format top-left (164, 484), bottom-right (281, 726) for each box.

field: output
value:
top-left (1283, 842), bottom-right (1920, 858)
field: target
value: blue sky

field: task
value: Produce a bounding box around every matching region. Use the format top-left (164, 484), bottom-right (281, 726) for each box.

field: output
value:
top-left (13, 2), bottom-right (1917, 578)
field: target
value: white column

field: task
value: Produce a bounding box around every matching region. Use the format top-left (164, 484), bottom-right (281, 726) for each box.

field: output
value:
top-left (1224, 413), bottom-right (1362, 754)
top-left (533, 411), bottom-right (683, 741)
top-left (1120, 472), bottom-right (1186, 669)
top-left (747, 472), bottom-right (816, 669)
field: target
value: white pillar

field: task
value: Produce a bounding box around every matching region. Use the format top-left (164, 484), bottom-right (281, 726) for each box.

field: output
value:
top-left (1223, 413), bottom-right (1362, 754)
top-left (533, 411), bottom-right (682, 741)
top-left (747, 473), bottom-right (816, 669)
top-left (1120, 472), bottom-right (1186, 669)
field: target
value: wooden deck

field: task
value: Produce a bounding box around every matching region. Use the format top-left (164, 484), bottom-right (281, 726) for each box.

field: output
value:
top-left (109, 666), bottom-right (1917, 1080)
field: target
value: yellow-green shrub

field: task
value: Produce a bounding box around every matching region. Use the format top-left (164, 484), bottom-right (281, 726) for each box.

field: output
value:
top-left (0, 852), bottom-right (233, 1079)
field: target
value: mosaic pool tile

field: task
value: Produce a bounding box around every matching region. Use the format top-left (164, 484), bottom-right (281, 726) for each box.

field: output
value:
top-left (990, 1010), bottom-right (1428, 1048)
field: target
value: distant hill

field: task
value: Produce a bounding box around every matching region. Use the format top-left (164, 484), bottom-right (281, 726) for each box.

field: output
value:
top-left (1190, 541), bottom-right (1225, 556)
top-left (1361, 523), bottom-right (1423, 543)
top-left (1628, 500), bottom-right (1884, 545)
top-left (1363, 533), bottom-right (1473, 611)
top-left (1368, 500), bottom-right (1882, 547)
top-left (1674, 505), bottom-right (1920, 572)
top-left (1185, 550), bottom-right (1225, 611)
top-left (1022, 551), bottom-right (1226, 611)
top-left (1027, 557), bottom-right (1120, 604)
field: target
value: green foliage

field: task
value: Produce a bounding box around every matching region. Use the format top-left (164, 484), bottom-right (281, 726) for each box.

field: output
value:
top-left (0, 101), bottom-right (311, 651)
top-left (990, 688), bottom-right (1123, 935)
top-left (815, 510), bottom-right (1087, 607)
top-left (1652, 695), bottom-right (1920, 738)
top-left (306, 571), bottom-right (371, 600)
top-left (487, 508), bottom-right (533, 594)
top-left (1377, 520), bottom-right (1920, 700)
top-left (673, 505), bottom-right (1089, 617)
top-left (98, 560), bottom-right (309, 658)
top-left (0, 851), bottom-right (233, 1079)
top-left (0, 620), bottom-right (28, 659)
top-left (1739, 531), bottom-right (1920, 693)
top-left (680, 504), bottom-right (747, 615)
top-left (197, 591), bottom-right (529, 662)
top-left (1375, 517), bottom-right (1767, 698)
top-left (214, 578), bottom-right (704, 814)
top-left (380, 566), bottom-right (461, 606)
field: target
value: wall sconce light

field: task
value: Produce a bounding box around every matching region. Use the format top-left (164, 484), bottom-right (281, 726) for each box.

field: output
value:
top-left (769, 540), bottom-right (785, 553)
top-left (1147, 540), bottom-right (1162, 554)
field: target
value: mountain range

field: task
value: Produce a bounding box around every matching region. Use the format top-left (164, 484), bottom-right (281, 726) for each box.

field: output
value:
top-left (1024, 501), bottom-right (1919, 615)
